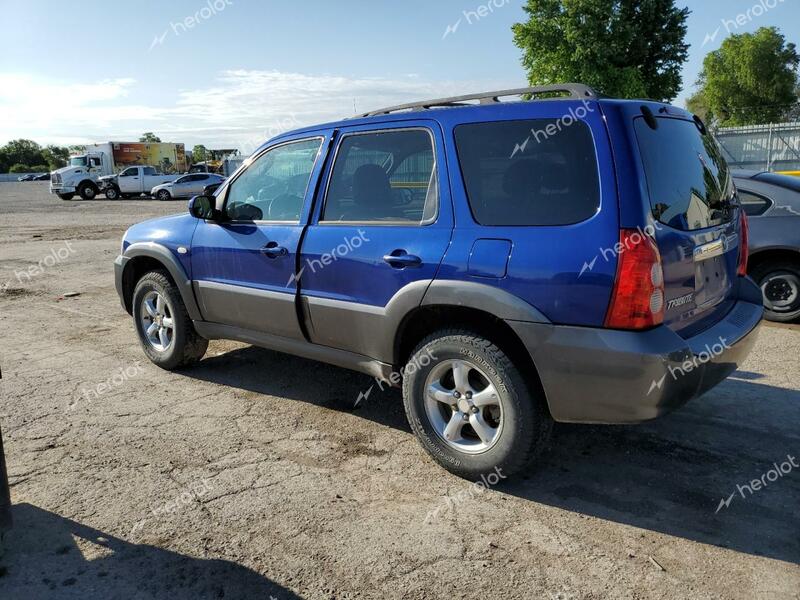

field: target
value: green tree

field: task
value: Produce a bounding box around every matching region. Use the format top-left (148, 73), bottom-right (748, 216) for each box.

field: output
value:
top-left (512, 0), bottom-right (690, 101)
top-left (192, 144), bottom-right (209, 163)
top-left (1, 139), bottom-right (45, 167)
top-left (139, 132), bottom-right (162, 143)
top-left (42, 145), bottom-right (70, 170)
top-left (688, 27), bottom-right (799, 127)
top-left (9, 163), bottom-right (31, 173)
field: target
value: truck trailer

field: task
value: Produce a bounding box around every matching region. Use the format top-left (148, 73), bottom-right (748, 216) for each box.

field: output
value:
top-left (50, 142), bottom-right (187, 200)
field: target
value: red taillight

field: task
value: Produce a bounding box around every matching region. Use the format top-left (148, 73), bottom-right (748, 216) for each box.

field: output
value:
top-left (738, 209), bottom-right (749, 276)
top-left (604, 229), bottom-right (665, 330)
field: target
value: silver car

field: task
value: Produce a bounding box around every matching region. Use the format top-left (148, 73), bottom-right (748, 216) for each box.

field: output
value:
top-left (734, 170), bottom-right (800, 322)
top-left (151, 173), bottom-right (226, 201)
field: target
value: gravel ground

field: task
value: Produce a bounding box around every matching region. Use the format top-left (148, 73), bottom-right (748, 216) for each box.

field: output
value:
top-left (0, 182), bottom-right (798, 600)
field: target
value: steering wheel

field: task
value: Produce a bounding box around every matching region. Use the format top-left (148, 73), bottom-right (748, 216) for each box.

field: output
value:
top-left (268, 194), bottom-right (301, 221)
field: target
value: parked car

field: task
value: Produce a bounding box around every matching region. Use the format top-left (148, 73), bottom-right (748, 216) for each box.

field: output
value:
top-left (0, 424), bottom-right (11, 556)
top-left (33, 172), bottom-right (51, 181)
top-left (99, 166), bottom-right (180, 200)
top-left (733, 170), bottom-right (800, 322)
top-left (151, 173), bottom-right (226, 201)
top-left (16, 174), bottom-right (37, 181)
top-left (114, 85), bottom-right (762, 479)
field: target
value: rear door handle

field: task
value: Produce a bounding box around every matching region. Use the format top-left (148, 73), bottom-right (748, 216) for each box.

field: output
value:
top-left (383, 251), bottom-right (422, 268)
top-left (261, 243), bottom-right (288, 258)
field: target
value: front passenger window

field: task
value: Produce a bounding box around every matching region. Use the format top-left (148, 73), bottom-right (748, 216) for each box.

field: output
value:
top-left (225, 138), bottom-right (322, 222)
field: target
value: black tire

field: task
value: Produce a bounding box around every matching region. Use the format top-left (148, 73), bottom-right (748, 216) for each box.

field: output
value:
top-left (78, 182), bottom-right (98, 200)
top-left (132, 270), bottom-right (208, 370)
top-left (750, 261), bottom-right (800, 323)
top-left (156, 189), bottom-right (171, 202)
top-left (402, 329), bottom-right (552, 480)
top-left (58, 193), bottom-right (75, 201)
top-left (104, 186), bottom-right (120, 200)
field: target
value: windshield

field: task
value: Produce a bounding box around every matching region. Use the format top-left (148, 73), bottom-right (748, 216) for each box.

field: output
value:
top-left (70, 156), bottom-right (88, 167)
top-left (635, 117), bottom-right (735, 231)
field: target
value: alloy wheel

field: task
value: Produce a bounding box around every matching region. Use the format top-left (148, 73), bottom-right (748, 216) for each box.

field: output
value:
top-left (140, 291), bottom-right (174, 352)
top-left (424, 359), bottom-right (503, 454)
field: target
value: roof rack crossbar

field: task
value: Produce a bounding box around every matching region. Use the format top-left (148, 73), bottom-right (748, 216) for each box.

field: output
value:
top-left (358, 83), bottom-right (597, 118)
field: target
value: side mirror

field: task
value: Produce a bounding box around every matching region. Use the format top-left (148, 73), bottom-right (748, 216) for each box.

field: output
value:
top-left (188, 195), bottom-right (218, 220)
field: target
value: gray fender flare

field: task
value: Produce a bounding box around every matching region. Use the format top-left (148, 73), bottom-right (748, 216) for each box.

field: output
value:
top-left (122, 242), bottom-right (202, 320)
top-left (382, 279), bottom-right (550, 364)
top-left (421, 280), bottom-right (551, 323)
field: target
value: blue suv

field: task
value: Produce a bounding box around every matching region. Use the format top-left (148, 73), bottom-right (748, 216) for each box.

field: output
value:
top-left (115, 85), bottom-right (763, 479)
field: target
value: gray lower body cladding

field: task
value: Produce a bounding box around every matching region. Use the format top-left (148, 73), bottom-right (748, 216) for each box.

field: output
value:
top-left (509, 280), bottom-right (764, 424)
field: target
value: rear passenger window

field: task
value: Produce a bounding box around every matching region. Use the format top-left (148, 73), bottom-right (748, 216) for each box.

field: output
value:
top-left (322, 129), bottom-right (438, 224)
top-left (454, 120), bottom-right (600, 226)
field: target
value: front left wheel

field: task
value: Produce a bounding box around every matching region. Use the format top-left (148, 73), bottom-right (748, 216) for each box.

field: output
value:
top-left (78, 182), bottom-right (98, 200)
top-left (402, 329), bottom-right (552, 480)
top-left (132, 270), bottom-right (208, 369)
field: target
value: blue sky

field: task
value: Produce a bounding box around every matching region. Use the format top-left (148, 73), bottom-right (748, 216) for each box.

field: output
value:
top-left (0, 0), bottom-right (797, 150)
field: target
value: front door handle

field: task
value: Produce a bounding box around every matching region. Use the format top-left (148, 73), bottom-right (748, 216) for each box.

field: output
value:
top-left (383, 251), bottom-right (422, 268)
top-left (261, 242), bottom-right (288, 258)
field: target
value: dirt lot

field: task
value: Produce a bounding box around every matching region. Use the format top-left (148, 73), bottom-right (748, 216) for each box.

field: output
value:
top-left (0, 182), bottom-right (798, 599)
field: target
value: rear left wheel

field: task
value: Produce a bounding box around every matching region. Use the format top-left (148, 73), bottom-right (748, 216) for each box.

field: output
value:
top-left (402, 329), bottom-right (552, 480)
top-left (104, 186), bottom-right (120, 200)
top-left (156, 189), bottom-right (171, 202)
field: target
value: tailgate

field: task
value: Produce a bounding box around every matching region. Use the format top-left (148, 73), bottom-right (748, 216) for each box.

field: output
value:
top-left (634, 115), bottom-right (740, 338)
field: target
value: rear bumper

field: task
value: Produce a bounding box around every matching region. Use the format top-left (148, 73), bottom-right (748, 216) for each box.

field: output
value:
top-left (509, 277), bottom-right (764, 424)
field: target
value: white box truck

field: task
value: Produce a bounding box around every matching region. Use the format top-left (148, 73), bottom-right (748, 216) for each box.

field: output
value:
top-left (49, 142), bottom-right (187, 200)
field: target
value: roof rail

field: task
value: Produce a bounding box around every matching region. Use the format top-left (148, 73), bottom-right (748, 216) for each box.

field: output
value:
top-left (357, 84), bottom-right (598, 118)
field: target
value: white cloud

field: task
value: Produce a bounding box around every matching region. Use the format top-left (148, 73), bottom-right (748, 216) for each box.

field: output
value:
top-left (0, 70), bottom-right (517, 151)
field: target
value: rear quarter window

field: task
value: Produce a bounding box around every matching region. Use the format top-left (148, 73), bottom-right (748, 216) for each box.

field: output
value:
top-left (454, 119), bottom-right (600, 226)
top-left (737, 189), bottom-right (772, 217)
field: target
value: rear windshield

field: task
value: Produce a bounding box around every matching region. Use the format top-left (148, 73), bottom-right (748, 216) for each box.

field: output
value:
top-left (454, 120), bottom-right (600, 226)
top-left (635, 117), bottom-right (735, 231)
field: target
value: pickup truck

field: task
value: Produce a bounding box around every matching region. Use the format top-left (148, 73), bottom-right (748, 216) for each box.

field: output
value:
top-left (99, 166), bottom-right (180, 200)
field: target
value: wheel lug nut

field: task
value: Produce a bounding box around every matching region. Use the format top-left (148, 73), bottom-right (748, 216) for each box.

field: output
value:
top-left (462, 414), bottom-right (469, 421)
top-left (465, 391), bottom-right (472, 399)
top-left (453, 391), bottom-right (461, 399)
top-left (471, 406), bottom-right (479, 414)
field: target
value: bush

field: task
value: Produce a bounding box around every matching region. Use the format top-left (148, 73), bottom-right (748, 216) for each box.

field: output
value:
top-left (9, 163), bottom-right (30, 173)
top-left (29, 165), bottom-right (50, 173)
